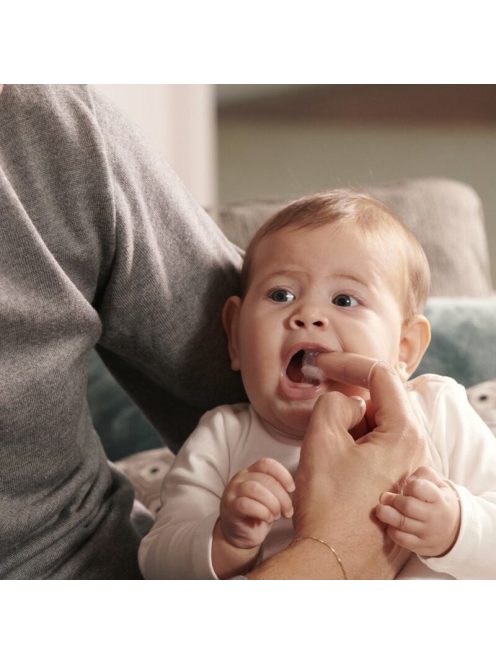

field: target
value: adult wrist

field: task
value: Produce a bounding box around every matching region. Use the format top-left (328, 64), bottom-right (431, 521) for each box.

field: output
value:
top-left (293, 536), bottom-right (347, 579)
top-left (294, 520), bottom-right (408, 580)
top-left (246, 537), bottom-right (349, 580)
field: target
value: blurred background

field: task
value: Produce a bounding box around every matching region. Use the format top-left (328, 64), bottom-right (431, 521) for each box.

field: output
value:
top-left (95, 84), bottom-right (496, 283)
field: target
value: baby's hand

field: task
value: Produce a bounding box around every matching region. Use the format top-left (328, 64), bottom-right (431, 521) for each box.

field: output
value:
top-left (219, 457), bottom-right (295, 549)
top-left (375, 466), bottom-right (461, 558)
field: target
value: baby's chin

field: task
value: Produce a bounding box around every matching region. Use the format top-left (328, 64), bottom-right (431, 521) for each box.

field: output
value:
top-left (261, 404), bottom-right (315, 441)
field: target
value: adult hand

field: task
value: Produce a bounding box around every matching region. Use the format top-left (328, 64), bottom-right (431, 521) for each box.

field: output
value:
top-left (248, 352), bottom-right (428, 579)
top-left (295, 352), bottom-right (429, 578)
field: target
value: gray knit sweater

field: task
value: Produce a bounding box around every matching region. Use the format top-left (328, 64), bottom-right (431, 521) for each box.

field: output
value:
top-left (0, 85), bottom-right (244, 578)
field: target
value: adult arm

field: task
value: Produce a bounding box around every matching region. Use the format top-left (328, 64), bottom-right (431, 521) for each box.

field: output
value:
top-left (89, 88), bottom-right (246, 451)
top-left (0, 85), bottom-right (244, 578)
top-left (249, 355), bottom-right (428, 580)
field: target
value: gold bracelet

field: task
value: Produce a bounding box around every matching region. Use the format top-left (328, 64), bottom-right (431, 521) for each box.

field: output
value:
top-left (294, 536), bottom-right (348, 580)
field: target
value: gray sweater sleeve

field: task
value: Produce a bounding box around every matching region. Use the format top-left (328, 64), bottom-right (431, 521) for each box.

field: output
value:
top-left (91, 88), bottom-right (245, 450)
top-left (0, 84), bottom-right (244, 578)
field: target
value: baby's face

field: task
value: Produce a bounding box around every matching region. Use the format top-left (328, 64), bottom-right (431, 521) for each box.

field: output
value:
top-left (225, 223), bottom-right (409, 438)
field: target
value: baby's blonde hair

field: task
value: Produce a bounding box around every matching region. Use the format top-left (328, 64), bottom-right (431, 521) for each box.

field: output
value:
top-left (240, 190), bottom-right (431, 321)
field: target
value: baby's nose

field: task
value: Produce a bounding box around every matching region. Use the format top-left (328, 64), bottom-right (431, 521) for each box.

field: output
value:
top-left (289, 310), bottom-right (329, 329)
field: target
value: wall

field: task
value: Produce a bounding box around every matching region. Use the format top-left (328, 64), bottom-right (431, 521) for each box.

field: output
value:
top-left (90, 85), bottom-right (496, 285)
top-left (93, 84), bottom-right (217, 208)
top-left (218, 117), bottom-right (496, 285)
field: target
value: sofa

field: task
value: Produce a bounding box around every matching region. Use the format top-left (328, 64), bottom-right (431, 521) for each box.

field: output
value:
top-left (87, 177), bottom-right (496, 513)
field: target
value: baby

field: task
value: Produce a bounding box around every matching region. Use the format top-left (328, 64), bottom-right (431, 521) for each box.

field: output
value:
top-left (139, 190), bottom-right (496, 580)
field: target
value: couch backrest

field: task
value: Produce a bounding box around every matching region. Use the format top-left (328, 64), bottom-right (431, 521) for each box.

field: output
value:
top-left (213, 177), bottom-right (493, 297)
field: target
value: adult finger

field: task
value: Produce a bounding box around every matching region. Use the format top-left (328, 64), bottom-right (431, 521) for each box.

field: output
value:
top-left (316, 352), bottom-right (412, 424)
top-left (0, 85), bottom-right (4, 95)
top-left (248, 458), bottom-right (295, 493)
top-left (316, 351), bottom-right (377, 387)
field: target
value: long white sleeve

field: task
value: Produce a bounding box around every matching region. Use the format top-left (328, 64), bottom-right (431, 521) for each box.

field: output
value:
top-left (410, 376), bottom-right (496, 579)
top-left (138, 407), bottom-right (236, 579)
top-left (138, 403), bottom-right (300, 579)
top-left (140, 375), bottom-right (496, 580)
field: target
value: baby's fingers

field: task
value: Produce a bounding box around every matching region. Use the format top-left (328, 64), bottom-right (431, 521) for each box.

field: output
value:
top-left (377, 494), bottom-right (429, 552)
top-left (233, 496), bottom-right (274, 524)
top-left (409, 465), bottom-right (445, 486)
top-left (247, 458), bottom-right (295, 493)
top-left (237, 479), bottom-right (293, 520)
top-left (386, 528), bottom-right (423, 552)
top-left (375, 503), bottom-right (424, 536)
top-left (403, 473), bottom-right (439, 503)
top-left (377, 493), bottom-right (429, 531)
top-left (379, 492), bottom-right (429, 519)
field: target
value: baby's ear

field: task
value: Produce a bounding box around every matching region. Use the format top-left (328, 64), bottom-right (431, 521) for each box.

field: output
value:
top-left (397, 315), bottom-right (431, 380)
top-left (222, 296), bottom-right (242, 371)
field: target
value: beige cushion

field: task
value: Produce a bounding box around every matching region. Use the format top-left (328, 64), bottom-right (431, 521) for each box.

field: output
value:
top-left (214, 177), bottom-right (493, 297)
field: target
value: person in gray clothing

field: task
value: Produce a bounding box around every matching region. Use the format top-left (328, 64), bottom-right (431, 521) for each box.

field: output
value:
top-left (0, 85), bottom-right (427, 579)
top-left (0, 84), bottom-right (245, 578)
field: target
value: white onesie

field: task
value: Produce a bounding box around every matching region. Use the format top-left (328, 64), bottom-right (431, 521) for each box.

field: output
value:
top-left (139, 374), bottom-right (496, 580)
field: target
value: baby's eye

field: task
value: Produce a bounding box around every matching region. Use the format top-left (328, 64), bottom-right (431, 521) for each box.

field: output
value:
top-left (269, 289), bottom-right (295, 303)
top-left (332, 294), bottom-right (359, 307)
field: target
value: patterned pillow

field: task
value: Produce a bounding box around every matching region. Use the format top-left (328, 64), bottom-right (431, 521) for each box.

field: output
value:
top-left (467, 380), bottom-right (496, 436)
top-left (115, 447), bottom-right (175, 517)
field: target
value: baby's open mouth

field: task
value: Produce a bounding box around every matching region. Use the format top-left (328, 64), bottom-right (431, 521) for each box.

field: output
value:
top-left (286, 349), bottom-right (324, 386)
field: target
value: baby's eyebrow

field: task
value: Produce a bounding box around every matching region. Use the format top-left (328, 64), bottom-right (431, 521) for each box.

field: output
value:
top-left (266, 270), bottom-right (367, 284)
top-left (332, 273), bottom-right (368, 288)
top-left (261, 269), bottom-right (303, 279)
top-left (256, 269), bottom-right (369, 289)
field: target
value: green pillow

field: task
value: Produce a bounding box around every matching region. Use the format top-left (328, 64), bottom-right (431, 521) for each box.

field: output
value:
top-left (415, 297), bottom-right (496, 387)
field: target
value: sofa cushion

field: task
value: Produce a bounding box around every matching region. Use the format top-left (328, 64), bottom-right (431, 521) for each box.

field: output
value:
top-left (214, 177), bottom-right (493, 297)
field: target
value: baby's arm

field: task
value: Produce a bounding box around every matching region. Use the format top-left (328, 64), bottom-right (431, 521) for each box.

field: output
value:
top-left (372, 377), bottom-right (496, 578)
top-left (213, 457), bottom-right (295, 579)
top-left (139, 407), bottom-right (243, 579)
top-left (375, 465), bottom-right (461, 557)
